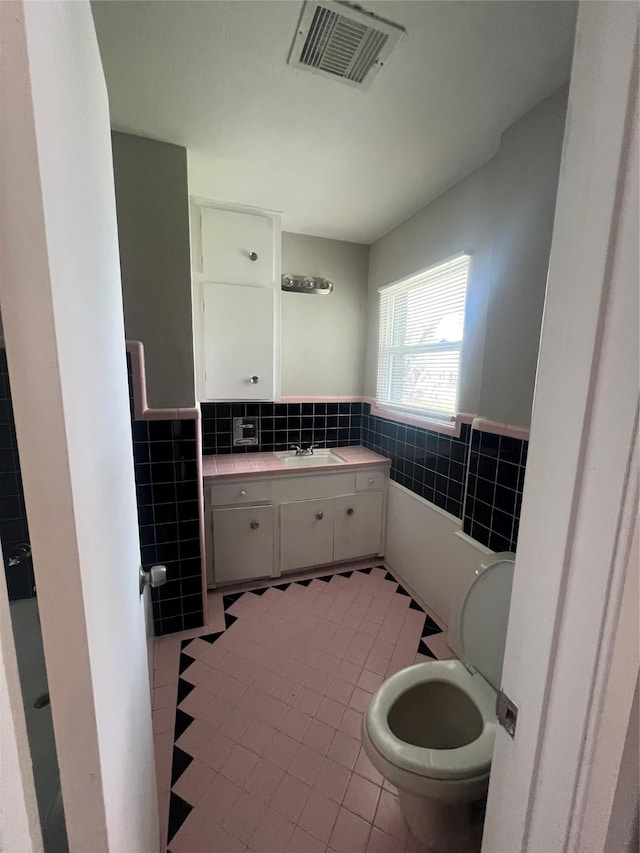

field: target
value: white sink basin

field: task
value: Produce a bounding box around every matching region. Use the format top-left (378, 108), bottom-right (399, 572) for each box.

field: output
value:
top-left (277, 450), bottom-right (343, 467)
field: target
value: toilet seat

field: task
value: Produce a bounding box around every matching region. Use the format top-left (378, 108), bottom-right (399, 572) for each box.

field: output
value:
top-left (364, 660), bottom-right (497, 782)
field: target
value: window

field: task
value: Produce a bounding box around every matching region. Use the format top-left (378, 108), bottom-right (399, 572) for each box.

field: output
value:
top-left (376, 254), bottom-right (470, 421)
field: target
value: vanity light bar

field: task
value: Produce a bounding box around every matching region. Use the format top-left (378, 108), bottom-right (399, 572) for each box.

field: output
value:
top-left (281, 274), bottom-right (334, 295)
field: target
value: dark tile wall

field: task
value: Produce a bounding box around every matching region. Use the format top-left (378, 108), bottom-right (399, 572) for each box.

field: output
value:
top-left (361, 404), bottom-right (527, 550)
top-left (463, 430), bottom-right (526, 553)
top-left (133, 384), bottom-right (528, 634)
top-left (127, 357), bottom-right (204, 635)
top-left (201, 402), bottom-right (363, 455)
top-left (361, 406), bottom-right (470, 519)
top-left (0, 349), bottom-right (34, 600)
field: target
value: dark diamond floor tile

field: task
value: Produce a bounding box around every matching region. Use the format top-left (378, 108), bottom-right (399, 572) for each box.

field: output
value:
top-left (167, 792), bottom-right (192, 844)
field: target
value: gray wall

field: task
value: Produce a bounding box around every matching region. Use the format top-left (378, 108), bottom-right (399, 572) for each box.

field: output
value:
top-left (363, 87), bottom-right (567, 426)
top-left (281, 232), bottom-right (369, 397)
top-left (478, 89), bottom-right (567, 423)
top-left (112, 132), bottom-right (194, 408)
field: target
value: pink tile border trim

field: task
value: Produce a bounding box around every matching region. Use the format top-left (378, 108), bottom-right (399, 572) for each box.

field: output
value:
top-left (281, 395), bottom-right (478, 438)
top-left (280, 396), bottom-right (365, 403)
top-left (126, 340), bottom-right (208, 626)
top-left (126, 340), bottom-right (199, 421)
top-left (283, 398), bottom-right (531, 441)
top-left (363, 397), bottom-right (475, 438)
top-left (471, 417), bottom-right (530, 440)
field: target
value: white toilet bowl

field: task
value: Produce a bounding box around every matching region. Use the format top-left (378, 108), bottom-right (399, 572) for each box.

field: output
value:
top-left (362, 553), bottom-right (515, 853)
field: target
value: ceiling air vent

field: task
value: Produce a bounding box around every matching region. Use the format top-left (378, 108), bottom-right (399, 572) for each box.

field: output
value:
top-left (288, 1), bottom-right (404, 89)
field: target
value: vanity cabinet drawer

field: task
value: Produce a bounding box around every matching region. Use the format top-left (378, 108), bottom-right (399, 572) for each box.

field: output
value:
top-left (210, 481), bottom-right (273, 506)
top-left (356, 471), bottom-right (386, 491)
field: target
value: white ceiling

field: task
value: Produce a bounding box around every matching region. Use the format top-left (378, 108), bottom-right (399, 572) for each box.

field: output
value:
top-left (92, 1), bottom-right (576, 245)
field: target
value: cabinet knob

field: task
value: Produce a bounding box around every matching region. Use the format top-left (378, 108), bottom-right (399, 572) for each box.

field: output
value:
top-left (239, 489), bottom-right (247, 497)
top-left (368, 477), bottom-right (375, 484)
top-left (250, 520), bottom-right (260, 530)
top-left (249, 375), bottom-right (260, 384)
top-left (346, 507), bottom-right (354, 515)
top-left (316, 512), bottom-right (324, 520)
top-left (248, 251), bottom-right (258, 261)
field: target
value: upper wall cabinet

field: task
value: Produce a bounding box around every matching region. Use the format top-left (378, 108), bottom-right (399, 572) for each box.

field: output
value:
top-left (191, 198), bottom-right (282, 402)
top-left (199, 207), bottom-right (275, 284)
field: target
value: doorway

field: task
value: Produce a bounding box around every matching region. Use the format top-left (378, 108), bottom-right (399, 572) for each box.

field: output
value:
top-left (0, 330), bottom-right (68, 852)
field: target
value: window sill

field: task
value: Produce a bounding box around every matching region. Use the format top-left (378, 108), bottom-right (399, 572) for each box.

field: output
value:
top-left (362, 398), bottom-right (474, 438)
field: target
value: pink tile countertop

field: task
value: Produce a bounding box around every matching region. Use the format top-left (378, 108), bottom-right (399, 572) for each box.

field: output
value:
top-left (202, 446), bottom-right (391, 482)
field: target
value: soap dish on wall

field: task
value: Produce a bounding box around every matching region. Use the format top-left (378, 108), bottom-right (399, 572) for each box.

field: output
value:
top-left (281, 274), bottom-right (333, 295)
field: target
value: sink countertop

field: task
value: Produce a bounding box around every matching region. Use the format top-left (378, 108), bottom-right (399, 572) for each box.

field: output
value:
top-left (202, 445), bottom-right (390, 482)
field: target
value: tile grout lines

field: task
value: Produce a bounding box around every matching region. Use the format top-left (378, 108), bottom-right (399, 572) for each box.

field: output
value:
top-left (165, 565), bottom-right (444, 851)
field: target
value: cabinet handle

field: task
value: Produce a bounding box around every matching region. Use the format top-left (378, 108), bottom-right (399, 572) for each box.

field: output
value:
top-left (368, 477), bottom-right (375, 485)
top-left (248, 251), bottom-right (258, 261)
top-left (239, 490), bottom-right (247, 497)
top-left (316, 512), bottom-right (324, 520)
top-left (249, 375), bottom-right (260, 384)
top-left (346, 507), bottom-right (354, 515)
top-left (250, 520), bottom-right (260, 530)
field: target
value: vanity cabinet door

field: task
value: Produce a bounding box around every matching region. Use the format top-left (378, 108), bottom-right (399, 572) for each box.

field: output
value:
top-left (333, 492), bottom-right (384, 562)
top-left (212, 504), bottom-right (274, 583)
top-left (280, 498), bottom-right (334, 572)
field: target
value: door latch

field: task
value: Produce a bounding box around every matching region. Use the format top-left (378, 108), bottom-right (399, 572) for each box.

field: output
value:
top-left (496, 689), bottom-right (518, 738)
top-left (139, 564), bottom-right (167, 596)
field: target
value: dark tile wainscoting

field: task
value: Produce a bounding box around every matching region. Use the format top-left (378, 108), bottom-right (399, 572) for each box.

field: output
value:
top-left (361, 406), bottom-right (526, 554)
top-left (361, 411), bottom-right (470, 520)
top-left (201, 401), bottom-right (363, 455)
top-left (0, 349), bottom-right (34, 600)
top-left (463, 429), bottom-right (527, 554)
top-left (132, 393), bottom-right (529, 637)
top-left (127, 357), bottom-right (204, 635)
top-left (200, 400), bottom-right (528, 555)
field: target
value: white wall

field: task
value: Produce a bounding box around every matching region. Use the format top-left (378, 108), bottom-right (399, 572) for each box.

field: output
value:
top-left (281, 232), bottom-right (369, 396)
top-left (385, 482), bottom-right (491, 627)
top-left (0, 2), bottom-right (157, 850)
top-left (112, 131), bottom-right (195, 408)
top-left (364, 87), bottom-right (567, 426)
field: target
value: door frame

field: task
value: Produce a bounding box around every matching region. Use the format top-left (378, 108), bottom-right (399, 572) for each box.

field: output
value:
top-left (0, 537), bottom-right (43, 853)
top-left (483, 3), bottom-right (639, 851)
top-left (0, 2), bottom-right (158, 850)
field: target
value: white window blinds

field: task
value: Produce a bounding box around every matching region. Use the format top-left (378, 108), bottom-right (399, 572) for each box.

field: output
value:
top-left (376, 254), bottom-right (470, 421)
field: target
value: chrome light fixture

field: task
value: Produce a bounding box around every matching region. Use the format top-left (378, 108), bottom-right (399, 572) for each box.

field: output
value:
top-left (280, 274), bottom-right (334, 295)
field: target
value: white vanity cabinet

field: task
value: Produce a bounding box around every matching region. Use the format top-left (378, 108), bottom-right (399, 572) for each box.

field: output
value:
top-left (280, 498), bottom-right (335, 572)
top-left (212, 504), bottom-right (275, 583)
top-left (191, 197), bottom-right (281, 402)
top-left (205, 464), bottom-right (389, 586)
top-left (333, 492), bottom-right (385, 562)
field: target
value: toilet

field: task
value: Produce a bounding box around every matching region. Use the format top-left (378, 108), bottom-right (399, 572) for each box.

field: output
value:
top-left (362, 553), bottom-right (516, 853)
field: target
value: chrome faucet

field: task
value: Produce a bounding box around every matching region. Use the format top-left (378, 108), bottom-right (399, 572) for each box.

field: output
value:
top-left (291, 444), bottom-right (316, 456)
